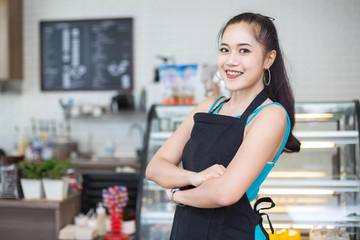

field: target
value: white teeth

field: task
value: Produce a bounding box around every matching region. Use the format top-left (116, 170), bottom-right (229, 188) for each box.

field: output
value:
top-left (226, 71), bottom-right (243, 76)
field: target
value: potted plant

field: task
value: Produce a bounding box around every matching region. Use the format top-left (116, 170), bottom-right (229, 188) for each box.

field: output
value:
top-left (17, 161), bottom-right (46, 199)
top-left (42, 158), bottom-right (73, 201)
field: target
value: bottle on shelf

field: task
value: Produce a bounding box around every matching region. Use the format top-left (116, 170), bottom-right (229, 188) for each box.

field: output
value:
top-left (15, 125), bottom-right (27, 156)
top-left (105, 139), bottom-right (115, 157)
top-left (96, 202), bottom-right (107, 236)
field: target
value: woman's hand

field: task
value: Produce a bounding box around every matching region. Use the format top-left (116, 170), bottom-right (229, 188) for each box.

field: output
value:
top-left (189, 164), bottom-right (226, 187)
top-left (166, 188), bottom-right (171, 201)
top-left (164, 164), bottom-right (225, 204)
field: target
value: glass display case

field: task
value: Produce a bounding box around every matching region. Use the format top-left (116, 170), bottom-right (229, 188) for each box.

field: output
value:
top-left (136, 100), bottom-right (360, 239)
top-left (259, 100), bottom-right (360, 239)
top-left (136, 104), bottom-right (195, 240)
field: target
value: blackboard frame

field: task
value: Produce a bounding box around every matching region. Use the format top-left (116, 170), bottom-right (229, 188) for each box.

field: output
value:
top-left (39, 18), bottom-right (134, 92)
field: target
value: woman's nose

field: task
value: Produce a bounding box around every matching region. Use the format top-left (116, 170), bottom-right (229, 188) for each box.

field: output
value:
top-left (226, 52), bottom-right (239, 66)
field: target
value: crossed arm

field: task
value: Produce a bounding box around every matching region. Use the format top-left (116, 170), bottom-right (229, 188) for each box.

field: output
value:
top-left (145, 98), bottom-right (287, 208)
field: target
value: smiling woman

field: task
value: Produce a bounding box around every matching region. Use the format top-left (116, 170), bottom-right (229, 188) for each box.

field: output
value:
top-left (145, 12), bottom-right (301, 240)
top-left (217, 22), bottom-right (276, 93)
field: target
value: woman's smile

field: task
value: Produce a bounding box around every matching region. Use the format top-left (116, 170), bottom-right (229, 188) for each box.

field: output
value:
top-left (225, 70), bottom-right (243, 79)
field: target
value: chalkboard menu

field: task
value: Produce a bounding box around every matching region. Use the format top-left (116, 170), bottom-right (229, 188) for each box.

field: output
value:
top-left (40, 18), bottom-right (133, 91)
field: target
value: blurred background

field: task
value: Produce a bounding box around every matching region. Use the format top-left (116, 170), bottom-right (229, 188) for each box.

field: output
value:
top-left (0, 0), bottom-right (359, 156)
top-left (0, 1), bottom-right (359, 239)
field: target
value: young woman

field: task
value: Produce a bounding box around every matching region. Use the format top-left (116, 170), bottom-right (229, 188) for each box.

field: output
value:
top-left (146, 12), bottom-right (301, 240)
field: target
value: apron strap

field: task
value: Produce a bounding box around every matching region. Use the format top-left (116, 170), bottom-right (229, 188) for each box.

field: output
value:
top-left (254, 197), bottom-right (275, 211)
top-left (209, 98), bottom-right (230, 114)
top-left (210, 89), bottom-right (268, 117)
top-left (240, 89), bottom-right (268, 121)
top-left (254, 197), bottom-right (276, 235)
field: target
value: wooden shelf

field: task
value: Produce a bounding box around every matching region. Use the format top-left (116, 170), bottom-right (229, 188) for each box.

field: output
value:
top-left (0, 192), bottom-right (81, 240)
top-left (0, 191), bottom-right (80, 209)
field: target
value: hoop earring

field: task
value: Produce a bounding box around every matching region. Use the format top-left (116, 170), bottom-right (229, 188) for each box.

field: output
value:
top-left (215, 70), bottom-right (222, 81)
top-left (264, 68), bottom-right (271, 86)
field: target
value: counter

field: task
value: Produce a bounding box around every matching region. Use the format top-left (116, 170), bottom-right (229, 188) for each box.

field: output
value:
top-left (0, 192), bottom-right (81, 240)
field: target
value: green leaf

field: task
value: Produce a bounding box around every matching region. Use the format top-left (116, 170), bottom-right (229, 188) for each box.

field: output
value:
top-left (17, 158), bottom-right (74, 180)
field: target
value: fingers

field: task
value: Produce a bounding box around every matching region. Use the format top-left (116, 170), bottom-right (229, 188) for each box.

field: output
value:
top-left (220, 165), bottom-right (226, 172)
top-left (189, 164), bottom-right (226, 187)
top-left (188, 172), bottom-right (206, 187)
top-left (165, 188), bottom-right (171, 200)
top-left (218, 164), bottom-right (226, 174)
top-left (212, 164), bottom-right (226, 176)
top-left (205, 164), bottom-right (225, 179)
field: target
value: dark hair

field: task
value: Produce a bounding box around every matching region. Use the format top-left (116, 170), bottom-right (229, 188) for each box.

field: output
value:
top-left (218, 12), bottom-right (301, 152)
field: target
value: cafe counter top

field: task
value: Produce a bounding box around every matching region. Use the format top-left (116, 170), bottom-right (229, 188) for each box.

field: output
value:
top-left (0, 192), bottom-right (81, 240)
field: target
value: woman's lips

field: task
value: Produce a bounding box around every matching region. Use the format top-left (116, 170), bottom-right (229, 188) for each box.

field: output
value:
top-left (225, 70), bottom-right (243, 79)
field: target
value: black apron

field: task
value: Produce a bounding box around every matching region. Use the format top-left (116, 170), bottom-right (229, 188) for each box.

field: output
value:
top-left (170, 89), bottom-right (274, 240)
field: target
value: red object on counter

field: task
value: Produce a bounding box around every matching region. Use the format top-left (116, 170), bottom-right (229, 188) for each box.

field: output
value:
top-left (104, 206), bottom-right (128, 240)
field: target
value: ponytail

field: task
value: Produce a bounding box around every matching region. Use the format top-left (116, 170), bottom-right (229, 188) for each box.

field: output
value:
top-left (218, 12), bottom-right (301, 152)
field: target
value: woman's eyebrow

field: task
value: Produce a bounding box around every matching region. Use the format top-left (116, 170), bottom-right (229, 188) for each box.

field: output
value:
top-left (220, 42), bottom-right (252, 47)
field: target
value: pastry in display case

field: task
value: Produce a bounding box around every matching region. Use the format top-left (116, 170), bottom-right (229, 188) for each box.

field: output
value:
top-left (259, 100), bottom-right (360, 239)
top-left (136, 100), bottom-right (360, 240)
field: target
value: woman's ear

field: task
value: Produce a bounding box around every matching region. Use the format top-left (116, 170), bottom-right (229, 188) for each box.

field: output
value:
top-left (265, 50), bottom-right (276, 69)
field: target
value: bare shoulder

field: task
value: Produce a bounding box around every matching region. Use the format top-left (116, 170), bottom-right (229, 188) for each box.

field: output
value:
top-left (259, 103), bottom-right (287, 120)
top-left (193, 95), bottom-right (225, 113)
top-left (247, 102), bottom-right (288, 133)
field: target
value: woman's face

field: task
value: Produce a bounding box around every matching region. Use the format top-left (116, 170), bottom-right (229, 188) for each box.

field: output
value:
top-left (217, 22), bottom-right (269, 92)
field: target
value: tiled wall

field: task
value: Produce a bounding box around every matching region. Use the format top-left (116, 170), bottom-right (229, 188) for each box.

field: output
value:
top-left (0, 0), bottom-right (359, 154)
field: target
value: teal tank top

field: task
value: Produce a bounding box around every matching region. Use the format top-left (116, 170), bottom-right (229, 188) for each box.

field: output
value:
top-left (209, 96), bottom-right (291, 201)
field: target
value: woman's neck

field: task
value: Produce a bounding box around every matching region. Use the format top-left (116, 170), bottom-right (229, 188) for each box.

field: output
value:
top-left (231, 85), bottom-right (264, 104)
top-left (221, 86), bottom-right (266, 116)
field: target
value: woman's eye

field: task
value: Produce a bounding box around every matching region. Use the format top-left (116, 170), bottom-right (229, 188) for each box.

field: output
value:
top-left (239, 48), bottom-right (250, 53)
top-left (219, 48), bottom-right (229, 53)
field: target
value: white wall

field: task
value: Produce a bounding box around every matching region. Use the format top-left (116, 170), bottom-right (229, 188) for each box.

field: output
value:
top-left (0, 0), bottom-right (359, 153)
